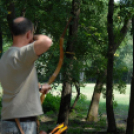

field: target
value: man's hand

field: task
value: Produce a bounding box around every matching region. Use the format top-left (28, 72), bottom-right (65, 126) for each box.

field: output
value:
top-left (39, 83), bottom-right (51, 94)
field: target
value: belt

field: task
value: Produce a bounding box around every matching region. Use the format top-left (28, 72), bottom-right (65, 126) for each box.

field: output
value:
top-left (4, 116), bottom-right (37, 122)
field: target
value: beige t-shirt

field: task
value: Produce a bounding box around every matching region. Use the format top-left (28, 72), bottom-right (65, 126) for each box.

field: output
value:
top-left (0, 42), bottom-right (43, 120)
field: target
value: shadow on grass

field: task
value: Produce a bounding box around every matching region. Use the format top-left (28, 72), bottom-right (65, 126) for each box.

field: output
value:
top-left (40, 93), bottom-right (128, 134)
top-left (40, 118), bottom-right (126, 134)
top-left (0, 92), bottom-right (129, 134)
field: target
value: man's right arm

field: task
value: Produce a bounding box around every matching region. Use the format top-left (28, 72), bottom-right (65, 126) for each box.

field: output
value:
top-left (33, 35), bottom-right (52, 56)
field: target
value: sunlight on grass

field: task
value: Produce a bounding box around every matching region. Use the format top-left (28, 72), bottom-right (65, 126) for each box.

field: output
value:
top-left (52, 83), bottom-right (130, 121)
top-left (0, 83), bottom-right (131, 120)
top-left (51, 83), bottom-right (130, 106)
top-left (0, 83), bottom-right (130, 133)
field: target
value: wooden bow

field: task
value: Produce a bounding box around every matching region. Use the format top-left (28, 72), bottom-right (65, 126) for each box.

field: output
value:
top-left (40, 17), bottom-right (72, 104)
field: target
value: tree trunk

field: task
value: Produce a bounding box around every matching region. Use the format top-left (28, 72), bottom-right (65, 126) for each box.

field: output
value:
top-left (86, 89), bottom-right (101, 122)
top-left (6, 0), bottom-right (16, 40)
top-left (106, 0), bottom-right (117, 132)
top-left (86, 70), bottom-right (106, 122)
top-left (106, 53), bottom-right (117, 132)
top-left (58, 82), bottom-right (72, 124)
top-left (70, 82), bottom-right (80, 112)
top-left (6, 1), bottom-right (16, 30)
top-left (126, 16), bottom-right (134, 134)
top-left (57, 1), bottom-right (80, 133)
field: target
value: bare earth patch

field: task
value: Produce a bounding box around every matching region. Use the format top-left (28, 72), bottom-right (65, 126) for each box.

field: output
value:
top-left (39, 114), bottom-right (127, 134)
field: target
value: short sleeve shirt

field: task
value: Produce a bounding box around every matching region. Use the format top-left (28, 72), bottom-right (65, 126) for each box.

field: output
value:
top-left (0, 42), bottom-right (43, 120)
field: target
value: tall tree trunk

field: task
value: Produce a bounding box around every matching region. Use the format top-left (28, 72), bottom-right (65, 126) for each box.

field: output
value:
top-left (86, 83), bottom-right (102, 122)
top-left (6, 0), bottom-right (16, 40)
top-left (57, 1), bottom-right (81, 132)
top-left (106, 0), bottom-right (117, 132)
top-left (126, 16), bottom-right (134, 134)
top-left (86, 70), bottom-right (106, 122)
top-left (106, 49), bottom-right (116, 132)
top-left (6, 1), bottom-right (16, 30)
top-left (58, 81), bottom-right (72, 124)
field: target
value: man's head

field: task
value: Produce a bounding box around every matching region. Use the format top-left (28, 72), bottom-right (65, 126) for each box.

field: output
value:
top-left (11, 17), bottom-right (34, 44)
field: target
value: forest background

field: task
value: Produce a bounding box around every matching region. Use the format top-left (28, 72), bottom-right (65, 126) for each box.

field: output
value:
top-left (0, 0), bottom-right (134, 134)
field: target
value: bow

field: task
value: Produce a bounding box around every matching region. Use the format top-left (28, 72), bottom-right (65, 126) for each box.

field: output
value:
top-left (40, 17), bottom-right (72, 104)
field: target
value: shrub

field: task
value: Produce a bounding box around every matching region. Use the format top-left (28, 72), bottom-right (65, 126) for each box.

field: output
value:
top-left (42, 93), bottom-right (61, 113)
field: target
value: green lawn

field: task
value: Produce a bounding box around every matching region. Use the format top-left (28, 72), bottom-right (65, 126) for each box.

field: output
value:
top-left (50, 83), bottom-right (130, 119)
top-left (0, 83), bottom-right (130, 133)
top-left (0, 83), bottom-right (130, 118)
top-left (54, 83), bottom-right (130, 104)
top-left (41, 83), bottom-right (130, 133)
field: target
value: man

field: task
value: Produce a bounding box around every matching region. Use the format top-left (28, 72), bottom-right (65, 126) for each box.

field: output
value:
top-left (0, 17), bottom-right (52, 134)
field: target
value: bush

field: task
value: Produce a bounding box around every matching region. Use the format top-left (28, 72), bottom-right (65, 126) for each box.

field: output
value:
top-left (42, 93), bottom-right (61, 113)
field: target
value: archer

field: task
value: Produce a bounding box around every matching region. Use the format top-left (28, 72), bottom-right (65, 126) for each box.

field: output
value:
top-left (0, 17), bottom-right (52, 134)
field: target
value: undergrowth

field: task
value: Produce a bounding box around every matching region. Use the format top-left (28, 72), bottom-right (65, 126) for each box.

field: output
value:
top-left (42, 93), bottom-right (61, 114)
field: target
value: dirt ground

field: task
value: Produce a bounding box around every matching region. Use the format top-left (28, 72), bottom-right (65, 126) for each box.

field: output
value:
top-left (39, 113), bottom-right (127, 134)
top-left (0, 115), bottom-right (127, 134)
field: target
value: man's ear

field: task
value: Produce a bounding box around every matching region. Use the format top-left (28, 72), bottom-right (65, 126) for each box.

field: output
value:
top-left (26, 31), bottom-right (31, 39)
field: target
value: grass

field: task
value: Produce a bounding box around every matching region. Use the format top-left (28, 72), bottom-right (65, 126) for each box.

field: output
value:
top-left (47, 83), bottom-right (131, 133)
top-left (51, 83), bottom-right (130, 114)
top-left (0, 83), bottom-right (130, 114)
top-left (0, 83), bottom-right (131, 133)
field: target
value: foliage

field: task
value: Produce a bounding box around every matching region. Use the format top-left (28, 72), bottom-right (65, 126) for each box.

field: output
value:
top-left (0, 0), bottom-right (133, 132)
top-left (115, 36), bottom-right (133, 83)
top-left (42, 92), bottom-right (88, 115)
top-left (0, 0), bottom-right (132, 84)
top-left (67, 128), bottom-right (83, 134)
top-left (42, 93), bottom-right (61, 113)
top-left (73, 94), bottom-right (88, 112)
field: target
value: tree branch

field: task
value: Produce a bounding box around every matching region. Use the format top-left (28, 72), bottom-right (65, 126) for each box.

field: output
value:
top-left (113, 17), bottom-right (131, 53)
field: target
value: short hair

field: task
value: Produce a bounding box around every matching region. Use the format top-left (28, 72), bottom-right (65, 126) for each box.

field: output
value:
top-left (11, 17), bottom-right (33, 36)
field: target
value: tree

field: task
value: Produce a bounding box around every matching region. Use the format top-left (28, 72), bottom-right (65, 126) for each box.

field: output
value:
top-left (86, 0), bottom-right (131, 122)
top-left (106, 0), bottom-right (132, 132)
top-left (57, 0), bottom-right (81, 131)
top-left (106, 0), bottom-right (117, 132)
